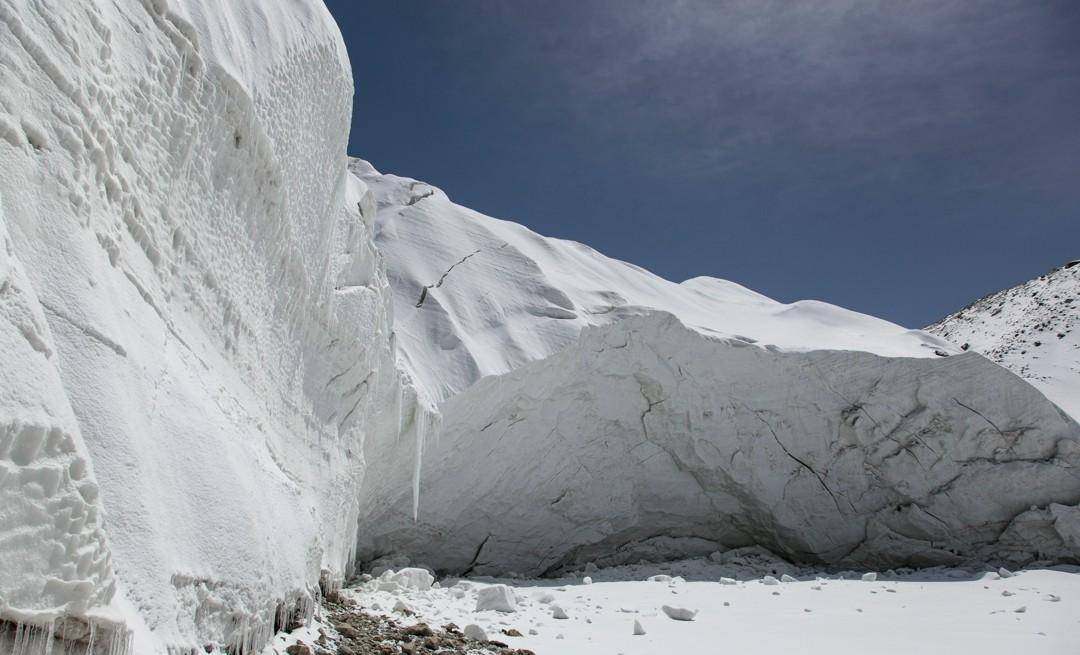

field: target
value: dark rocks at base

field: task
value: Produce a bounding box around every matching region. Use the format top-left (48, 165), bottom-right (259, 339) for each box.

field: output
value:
top-left (321, 595), bottom-right (535, 655)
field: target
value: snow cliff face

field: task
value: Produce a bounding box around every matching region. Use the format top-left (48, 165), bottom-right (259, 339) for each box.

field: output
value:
top-left (353, 163), bottom-right (1080, 576)
top-left (0, 2), bottom-right (399, 653)
top-left (926, 262), bottom-right (1079, 421)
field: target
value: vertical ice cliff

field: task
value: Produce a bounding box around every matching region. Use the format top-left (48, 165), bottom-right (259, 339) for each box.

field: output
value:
top-left (0, 1), bottom-right (399, 652)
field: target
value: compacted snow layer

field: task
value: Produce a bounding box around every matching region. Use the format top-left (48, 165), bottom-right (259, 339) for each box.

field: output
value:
top-left (926, 262), bottom-right (1080, 421)
top-left (337, 559), bottom-right (1080, 655)
top-left (354, 163), bottom-right (1080, 576)
top-left (0, 2), bottom-right (402, 652)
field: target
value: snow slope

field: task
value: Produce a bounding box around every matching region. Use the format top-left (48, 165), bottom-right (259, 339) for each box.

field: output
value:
top-left (926, 262), bottom-right (1079, 421)
top-left (355, 158), bottom-right (960, 410)
top-left (0, 2), bottom-right (401, 653)
top-left (353, 162), bottom-right (1080, 576)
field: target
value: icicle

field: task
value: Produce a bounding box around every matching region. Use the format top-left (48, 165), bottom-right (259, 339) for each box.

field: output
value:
top-left (7, 619), bottom-right (54, 655)
top-left (84, 620), bottom-right (96, 655)
top-left (411, 404), bottom-right (431, 521)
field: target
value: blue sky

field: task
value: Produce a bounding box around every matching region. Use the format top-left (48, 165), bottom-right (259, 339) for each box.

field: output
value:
top-left (325, 1), bottom-right (1079, 327)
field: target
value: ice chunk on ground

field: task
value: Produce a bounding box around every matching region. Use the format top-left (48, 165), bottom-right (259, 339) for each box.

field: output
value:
top-left (475, 585), bottom-right (517, 613)
top-left (662, 605), bottom-right (698, 621)
top-left (392, 568), bottom-right (435, 590)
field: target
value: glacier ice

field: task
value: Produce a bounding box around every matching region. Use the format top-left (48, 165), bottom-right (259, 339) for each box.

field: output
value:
top-left (1, 0), bottom-right (1078, 652)
top-left (0, 1), bottom-right (401, 652)
top-left (353, 163), bottom-right (1080, 577)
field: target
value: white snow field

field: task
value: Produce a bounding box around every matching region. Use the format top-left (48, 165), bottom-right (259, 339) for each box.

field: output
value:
top-left (927, 261), bottom-right (1080, 421)
top-left (320, 559), bottom-right (1080, 655)
top-left (353, 161), bottom-right (1080, 579)
top-left (1, 1), bottom-right (1078, 654)
top-left (0, 1), bottom-right (410, 653)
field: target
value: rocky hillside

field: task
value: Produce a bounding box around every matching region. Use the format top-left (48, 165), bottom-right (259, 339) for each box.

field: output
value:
top-left (927, 261), bottom-right (1079, 420)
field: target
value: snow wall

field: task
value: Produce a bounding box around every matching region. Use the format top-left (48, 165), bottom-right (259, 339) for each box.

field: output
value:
top-left (0, 1), bottom-right (418, 652)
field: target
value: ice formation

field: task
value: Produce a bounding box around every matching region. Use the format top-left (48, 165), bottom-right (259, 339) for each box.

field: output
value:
top-left (0, 1), bottom-right (402, 652)
top-left (1, 0), bottom-right (1077, 652)
top-left (352, 162), bottom-right (1080, 576)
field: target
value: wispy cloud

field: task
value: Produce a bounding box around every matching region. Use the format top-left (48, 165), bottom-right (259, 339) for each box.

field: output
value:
top-left (445, 0), bottom-right (1079, 180)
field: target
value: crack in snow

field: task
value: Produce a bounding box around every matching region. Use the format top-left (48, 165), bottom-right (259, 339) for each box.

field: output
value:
top-left (415, 249), bottom-right (482, 308)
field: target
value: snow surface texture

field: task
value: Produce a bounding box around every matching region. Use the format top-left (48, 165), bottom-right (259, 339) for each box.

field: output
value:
top-left (353, 162), bottom-right (1080, 577)
top-left (336, 557), bottom-right (1080, 655)
top-left (0, 2), bottom-right (403, 653)
top-left (926, 262), bottom-right (1080, 421)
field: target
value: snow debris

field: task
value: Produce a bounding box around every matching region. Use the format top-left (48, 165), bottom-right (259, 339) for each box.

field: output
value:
top-left (661, 605), bottom-right (698, 621)
top-left (391, 568), bottom-right (435, 590)
top-left (862, 572), bottom-right (878, 582)
top-left (475, 585), bottom-right (517, 613)
top-left (632, 619), bottom-right (646, 636)
top-left (551, 605), bottom-right (569, 620)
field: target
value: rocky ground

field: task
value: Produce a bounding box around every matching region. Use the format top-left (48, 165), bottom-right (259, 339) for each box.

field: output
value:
top-left (272, 592), bottom-right (535, 655)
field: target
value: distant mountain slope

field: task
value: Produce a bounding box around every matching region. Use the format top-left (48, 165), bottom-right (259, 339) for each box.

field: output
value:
top-left (926, 262), bottom-right (1079, 420)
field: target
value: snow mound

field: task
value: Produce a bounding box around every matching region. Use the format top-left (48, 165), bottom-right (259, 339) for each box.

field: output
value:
top-left (353, 165), bottom-right (1080, 576)
top-left (926, 262), bottom-right (1079, 420)
top-left (1, 2), bottom-right (400, 652)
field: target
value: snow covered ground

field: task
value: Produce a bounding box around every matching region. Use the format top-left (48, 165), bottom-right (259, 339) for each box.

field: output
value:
top-left (262, 558), bottom-right (1080, 655)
